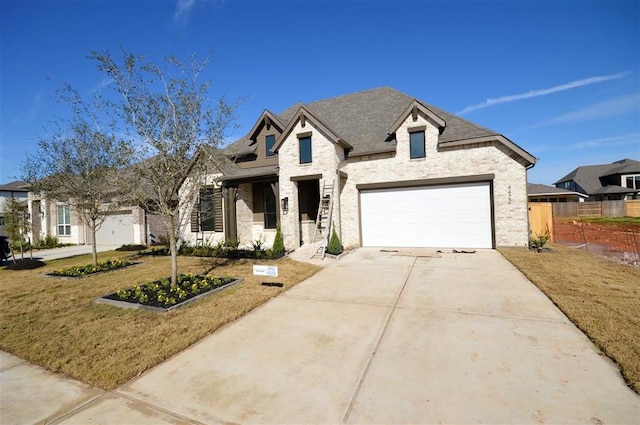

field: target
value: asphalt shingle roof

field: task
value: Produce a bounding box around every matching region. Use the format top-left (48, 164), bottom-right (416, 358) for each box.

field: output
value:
top-left (0, 180), bottom-right (29, 192)
top-left (527, 183), bottom-right (584, 196)
top-left (225, 87), bottom-right (502, 158)
top-left (554, 159), bottom-right (640, 195)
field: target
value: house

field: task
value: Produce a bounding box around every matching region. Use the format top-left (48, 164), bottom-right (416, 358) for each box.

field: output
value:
top-left (25, 189), bottom-right (164, 247)
top-left (182, 87), bottom-right (536, 251)
top-left (0, 180), bottom-right (29, 237)
top-left (554, 159), bottom-right (640, 201)
top-left (527, 183), bottom-right (588, 203)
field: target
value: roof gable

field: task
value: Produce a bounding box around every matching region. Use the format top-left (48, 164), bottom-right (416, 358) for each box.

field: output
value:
top-left (247, 110), bottom-right (286, 142)
top-left (388, 100), bottom-right (446, 135)
top-left (272, 105), bottom-right (353, 152)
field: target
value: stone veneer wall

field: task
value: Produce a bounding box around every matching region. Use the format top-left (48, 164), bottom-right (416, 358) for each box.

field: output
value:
top-left (277, 120), bottom-right (345, 249)
top-left (338, 114), bottom-right (529, 248)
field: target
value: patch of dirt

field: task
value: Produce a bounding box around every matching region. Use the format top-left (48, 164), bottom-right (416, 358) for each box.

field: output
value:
top-left (553, 218), bottom-right (640, 265)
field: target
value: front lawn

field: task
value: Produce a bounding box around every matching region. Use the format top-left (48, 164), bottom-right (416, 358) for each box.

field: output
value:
top-left (0, 252), bottom-right (320, 389)
top-left (499, 244), bottom-right (640, 394)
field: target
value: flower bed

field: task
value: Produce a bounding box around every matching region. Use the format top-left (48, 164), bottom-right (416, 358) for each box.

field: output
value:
top-left (97, 274), bottom-right (241, 312)
top-left (144, 246), bottom-right (285, 260)
top-left (50, 259), bottom-right (135, 277)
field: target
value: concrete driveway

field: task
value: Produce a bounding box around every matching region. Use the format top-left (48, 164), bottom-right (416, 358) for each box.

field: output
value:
top-left (3, 248), bottom-right (640, 424)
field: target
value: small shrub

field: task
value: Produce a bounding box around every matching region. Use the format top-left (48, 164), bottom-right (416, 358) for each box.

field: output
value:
top-left (178, 240), bottom-right (194, 255)
top-left (225, 237), bottom-right (240, 250)
top-left (250, 236), bottom-right (265, 252)
top-left (35, 235), bottom-right (60, 249)
top-left (530, 225), bottom-right (551, 249)
top-left (272, 223), bottom-right (285, 255)
top-left (327, 226), bottom-right (343, 255)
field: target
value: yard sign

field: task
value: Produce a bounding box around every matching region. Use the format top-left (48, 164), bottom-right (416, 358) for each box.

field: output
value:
top-left (253, 265), bottom-right (278, 277)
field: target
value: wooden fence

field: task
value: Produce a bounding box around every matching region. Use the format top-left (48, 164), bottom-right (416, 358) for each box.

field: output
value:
top-left (528, 203), bottom-right (554, 242)
top-left (552, 200), bottom-right (640, 218)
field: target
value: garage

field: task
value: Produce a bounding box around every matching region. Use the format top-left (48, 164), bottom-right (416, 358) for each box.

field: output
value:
top-left (95, 212), bottom-right (134, 245)
top-left (360, 182), bottom-right (493, 248)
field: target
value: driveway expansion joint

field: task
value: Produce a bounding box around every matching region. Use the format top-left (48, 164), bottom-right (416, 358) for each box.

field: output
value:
top-left (342, 256), bottom-right (417, 423)
top-left (0, 359), bottom-right (27, 372)
top-left (47, 392), bottom-right (107, 425)
top-left (111, 389), bottom-right (212, 425)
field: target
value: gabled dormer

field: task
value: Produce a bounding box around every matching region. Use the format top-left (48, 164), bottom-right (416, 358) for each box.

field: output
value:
top-left (235, 110), bottom-right (285, 169)
top-left (272, 104), bottom-right (353, 155)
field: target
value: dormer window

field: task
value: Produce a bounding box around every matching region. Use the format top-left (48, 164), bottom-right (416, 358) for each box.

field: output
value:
top-left (265, 134), bottom-right (276, 157)
top-left (409, 126), bottom-right (426, 159)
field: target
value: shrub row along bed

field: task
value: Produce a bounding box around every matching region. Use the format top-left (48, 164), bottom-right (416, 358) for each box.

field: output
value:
top-left (108, 274), bottom-right (235, 308)
top-left (51, 259), bottom-right (135, 277)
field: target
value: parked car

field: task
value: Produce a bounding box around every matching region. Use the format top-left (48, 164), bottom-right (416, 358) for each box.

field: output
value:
top-left (0, 236), bottom-right (10, 262)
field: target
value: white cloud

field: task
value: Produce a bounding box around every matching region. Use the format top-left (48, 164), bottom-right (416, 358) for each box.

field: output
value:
top-left (457, 71), bottom-right (632, 115)
top-left (567, 133), bottom-right (640, 150)
top-left (174, 0), bottom-right (197, 25)
top-left (542, 93), bottom-right (640, 126)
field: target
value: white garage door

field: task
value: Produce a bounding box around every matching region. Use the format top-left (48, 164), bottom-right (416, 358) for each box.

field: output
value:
top-left (96, 213), bottom-right (134, 245)
top-left (360, 182), bottom-right (492, 248)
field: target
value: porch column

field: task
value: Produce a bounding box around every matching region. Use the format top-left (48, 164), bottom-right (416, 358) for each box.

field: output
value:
top-left (223, 186), bottom-right (238, 243)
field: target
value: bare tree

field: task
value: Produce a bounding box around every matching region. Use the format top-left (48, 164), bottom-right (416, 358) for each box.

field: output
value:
top-left (24, 84), bottom-right (134, 266)
top-left (90, 49), bottom-right (237, 285)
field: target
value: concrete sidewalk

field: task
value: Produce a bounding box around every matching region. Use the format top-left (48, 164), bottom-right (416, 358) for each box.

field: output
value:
top-left (2, 244), bottom-right (122, 265)
top-left (2, 249), bottom-right (639, 424)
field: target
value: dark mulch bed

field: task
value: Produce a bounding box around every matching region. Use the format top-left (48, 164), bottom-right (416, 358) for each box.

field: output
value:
top-left (3, 259), bottom-right (47, 270)
top-left (115, 244), bottom-right (148, 252)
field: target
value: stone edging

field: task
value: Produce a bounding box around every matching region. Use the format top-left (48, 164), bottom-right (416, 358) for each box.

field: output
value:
top-left (94, 277), bottom-right (243, 313)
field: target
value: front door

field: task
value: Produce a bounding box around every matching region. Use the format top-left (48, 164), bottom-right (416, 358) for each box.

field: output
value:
top-left (297, 180), bottom-right (320, 245)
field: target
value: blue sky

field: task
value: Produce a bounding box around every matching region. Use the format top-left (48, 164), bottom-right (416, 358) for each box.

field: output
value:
top-left (1, 0), bottom-right (638, 185)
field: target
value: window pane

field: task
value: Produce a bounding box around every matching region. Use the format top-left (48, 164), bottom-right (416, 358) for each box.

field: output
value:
top-left (200, 188), bottom-right (215, 231)
top-left (627, 177), bottom-right (634, 188)
top-left (635, 176), bottom-right (640, 190)
top-left (64, 206), bottom-right (70, 224)
top-left (299, 136), bottom-right (312, 164)
top-left (410, 131), bottom-right (425, 159)
top-left (266, 135), bottom-right (276, 157)
top-left (264, 185), bottom-right (277, 229)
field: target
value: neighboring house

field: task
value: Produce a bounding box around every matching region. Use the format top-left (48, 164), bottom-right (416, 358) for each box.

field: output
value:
top-left (554, 159), bottom-right (640, 201)
top-left (0, 180), bottom-right (29, 237)
top-left (26, 190), bottom-right (162, 246)
top-left (527, 183), bottom-right (588, 203)
top-left (182, 87), bottom-right (536, 250)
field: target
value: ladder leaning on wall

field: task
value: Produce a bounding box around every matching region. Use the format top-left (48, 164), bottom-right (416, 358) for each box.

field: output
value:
top-left (310, 180), bottom-right (334, 259)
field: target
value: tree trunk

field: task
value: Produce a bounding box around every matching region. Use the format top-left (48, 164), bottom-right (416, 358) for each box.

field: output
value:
top-left (91, 219), bottom-right (98, 266)
top-left (168, 216), bottom-right (178, 286)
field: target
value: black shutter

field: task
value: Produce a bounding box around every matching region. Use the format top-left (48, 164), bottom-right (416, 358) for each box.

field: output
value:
top-left (214, 188), bottom-right (223, 232)
top-left (190, 201), bottom-right (200, 232)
